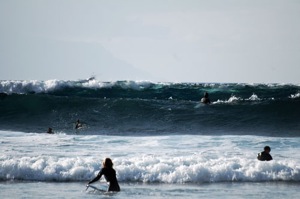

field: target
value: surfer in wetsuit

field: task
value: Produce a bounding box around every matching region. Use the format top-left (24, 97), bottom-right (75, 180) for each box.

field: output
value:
top-left (201, 92), bottom-right (211, 104)
top-left (75, 119), bottom-right (83, 129)
top-left (46, 127), bottom-right (54, 134)
top-left (257, 146), bottom-right (273, 161)
top-left (88, 158), bottom-right (121, 192)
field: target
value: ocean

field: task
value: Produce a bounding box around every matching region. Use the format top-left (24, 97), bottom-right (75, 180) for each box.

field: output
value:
top-left (1, 79), bottom-right (300, 198)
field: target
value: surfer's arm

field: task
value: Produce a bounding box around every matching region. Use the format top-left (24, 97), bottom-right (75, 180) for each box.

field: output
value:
top-left (88, 170), bottom-right (103, 184)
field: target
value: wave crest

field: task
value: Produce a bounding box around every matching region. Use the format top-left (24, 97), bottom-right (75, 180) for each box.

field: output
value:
top-left (1, 155), bottom-right (299, 183)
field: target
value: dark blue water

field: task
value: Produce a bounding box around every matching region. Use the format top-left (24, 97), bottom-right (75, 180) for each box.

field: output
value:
top-left (0, 80), bottom-right (299, 136)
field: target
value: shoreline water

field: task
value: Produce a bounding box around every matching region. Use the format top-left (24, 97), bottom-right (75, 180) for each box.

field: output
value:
top-left (1, 181), bottom-right (300, 199)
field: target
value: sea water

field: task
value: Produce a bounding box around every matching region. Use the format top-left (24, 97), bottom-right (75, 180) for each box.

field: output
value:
top-left (1, 182), bottom-right (300, 199)
top-left (1, 80), bottom-right (300, 198)
top-left (1, 131), bottom-right (300, 198)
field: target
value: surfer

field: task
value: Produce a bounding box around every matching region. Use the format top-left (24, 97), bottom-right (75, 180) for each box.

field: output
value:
top-left (88, 158), bottom-right (121, 192)
top-left (201, 92), bottom-right (211, 104)
top-left (46, 127), bottom-right (54, 134)
top-left (257, 146), bottom-right (273, 161)
top-left (75, 119), bottom-right (83, 129)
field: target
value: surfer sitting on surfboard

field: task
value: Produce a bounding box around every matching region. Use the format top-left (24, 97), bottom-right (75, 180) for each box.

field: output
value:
top-left (88, 158), bottom-right (121, 192)
top-left (257, 146), bottom-right (273, 161)
top-left (75, 119), bottom-right (83, 129)
top-left (201, 92), bottom-right (211, 104)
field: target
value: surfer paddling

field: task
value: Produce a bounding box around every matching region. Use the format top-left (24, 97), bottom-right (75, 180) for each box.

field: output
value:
top-left (257, 146), bottom-right (273, 161)
top-left (88, 158), bottom-right (120, 192)
top-left (201, 92), bottom-right (211, 104)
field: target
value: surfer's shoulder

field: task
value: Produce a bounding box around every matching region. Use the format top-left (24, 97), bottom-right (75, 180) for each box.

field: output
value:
top-left (257, 146), bottom-right (273, 161)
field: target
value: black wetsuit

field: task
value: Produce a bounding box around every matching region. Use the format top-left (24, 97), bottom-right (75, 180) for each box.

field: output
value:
top-left (89, 167), bottom-right (120, 192)
top-left (257, 151), bottom-right (273, 161)
top-left (201, 97), bottom-right (211, 104)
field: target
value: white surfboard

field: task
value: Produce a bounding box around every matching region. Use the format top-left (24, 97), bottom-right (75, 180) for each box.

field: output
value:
top-left (86, 184), bottom-right (106, 192)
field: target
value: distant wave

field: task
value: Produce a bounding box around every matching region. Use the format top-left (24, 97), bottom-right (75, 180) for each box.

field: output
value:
top-left (1, 79), bottom-right (299, 98)
top-left (0, 80), bottom-right (299, 136)
top-left (0, 79), bottom-right (159, 95)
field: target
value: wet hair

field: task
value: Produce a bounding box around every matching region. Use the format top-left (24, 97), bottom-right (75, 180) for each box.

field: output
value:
top-left (204, 92), bottom-right (209, 98)
top-left (264, 146), bottom-right (271, 151)
top-left (102, 158), bottom-right (113, 168)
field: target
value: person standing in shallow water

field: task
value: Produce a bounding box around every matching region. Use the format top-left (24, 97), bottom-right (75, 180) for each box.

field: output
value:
top-left (201, 92), bottom-right (211, 104)
top-left (257, 146), bottom-right (273, 161)
top-left (88, 158), bottom-right (121, 192)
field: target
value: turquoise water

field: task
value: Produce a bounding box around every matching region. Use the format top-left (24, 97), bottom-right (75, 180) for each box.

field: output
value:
top-left (1, 80), bottom-right (300, 136)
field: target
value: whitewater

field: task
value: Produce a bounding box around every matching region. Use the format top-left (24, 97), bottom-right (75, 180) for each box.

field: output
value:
top-left (1, 79), bottom-right (300, 198)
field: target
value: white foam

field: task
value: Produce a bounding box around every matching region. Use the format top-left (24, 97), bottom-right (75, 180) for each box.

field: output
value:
top-left (213, 93), bottom-right (262, 104)
top-left (1, 154), bottom-right (299, 183)
top-left (0, 80), bottom-right (65, 94)
top-left (0, 80), bottom-right (161, 94)
top-left (213, 95), bottom-right (242, 104)
top-left (289, 92), bottom-right (300, 99)
top-left (247, 93), bottom-right (261, 101)
top-left (1, 131), bottom-right (299, 183)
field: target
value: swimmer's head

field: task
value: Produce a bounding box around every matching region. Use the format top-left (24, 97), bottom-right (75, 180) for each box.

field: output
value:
top-left (204, 92), bottom-right (209, 98)
top-left (264, 146), bottom-right (271, 153)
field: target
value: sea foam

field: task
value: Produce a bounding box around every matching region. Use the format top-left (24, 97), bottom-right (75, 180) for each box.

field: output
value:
top-left (0, 79), bottom-right (157, 94)
top-left (1, 155), bottom-right (300, 183)
top-left (1, 131), bottom-right (300, 183)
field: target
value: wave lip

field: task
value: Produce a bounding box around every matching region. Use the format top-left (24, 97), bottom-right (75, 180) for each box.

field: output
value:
top-left (0, 79), bottom-right (159, 94)
top-left (0, 80), bottom-right (64, 94)
top-left (1, 79), bottom-right (299, 95)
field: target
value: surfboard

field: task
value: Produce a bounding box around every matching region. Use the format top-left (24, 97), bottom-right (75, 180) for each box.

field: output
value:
top-left (86, 184), bottom-right (106, 192)
top-left (195, 103), bottom-right (206, 108)
top-left (85, 184), bottom-right (117, 196)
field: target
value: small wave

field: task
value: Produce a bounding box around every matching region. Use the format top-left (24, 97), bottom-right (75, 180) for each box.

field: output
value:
top-left (290, 92), bottom-right (300, 99)
top-left (213, 95), bottom-right (242, 104)
top-left (247, 93), bottom-right (261, 101)
top-left (213, 94), bottom-right (262, 104)
top-left (1, 155), bottom-right (299, 183)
